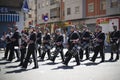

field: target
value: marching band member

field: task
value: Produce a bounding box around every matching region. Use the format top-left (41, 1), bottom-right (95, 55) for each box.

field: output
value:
top-left (18, 31), bottom-right (28, 66)
top-left (80, 26), bottom-right (90, 60)
top-left (22, 28), bottom-right (38, 69)
top-left (109, 25), bottom-right (119, 61)
top-left (90, 26), bottom-right (105, 63)
top-left (40, 28), bottom-right (51, 61)
top-left (63, 25), bottom-right (80, 66)
top-left (8, 26), bottom-right (20, 62)
top-left (50, 29), bottom-right (64, 63)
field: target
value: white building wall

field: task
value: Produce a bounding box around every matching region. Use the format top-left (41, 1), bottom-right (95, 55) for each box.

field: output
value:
top-left (37, 0), bottom-right (61, 24)
top-left (37, 0), bottom-right (50, 24)
top-left (106, 0), bottom-right (120, 16)
top-left (65, 0), bottom-right (83, 21)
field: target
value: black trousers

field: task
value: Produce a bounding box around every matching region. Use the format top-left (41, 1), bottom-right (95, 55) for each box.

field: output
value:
top-left (91, 45), bottom-right (104, 62)
top-left (79, 47), bottom-right (89, 60)
top-left (37, 44), bottom-right (41, 57)
top-left (41, 49), bottom-right (51, 60)
top-left (64, 46), bottom-right (80, 65)
top-left (4, 43), bottom-right (10, 59)
top-left (19, 48), bottom-right (26, 65)
top-left (64, 52), bottom-right (80, 65)
top-left (8, 43), bottom-right (20, 61)
top-left (51, 48), bottom-right (64, 62)
top-left (22, 44), bottom-right (38, 68)
top-left (110, 43), bottom-right (119, 60)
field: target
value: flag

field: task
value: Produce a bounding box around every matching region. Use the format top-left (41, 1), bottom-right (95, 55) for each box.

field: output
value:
top-left (22, 0), bottom-right (29, 13)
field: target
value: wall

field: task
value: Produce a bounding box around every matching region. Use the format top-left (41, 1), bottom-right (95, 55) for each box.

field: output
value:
top-left (86, 0), bottom-right (106, 17)
top-left (106, 0), bottom-right (120, 16)
top-left (65, 0), bottom-right (83, 21)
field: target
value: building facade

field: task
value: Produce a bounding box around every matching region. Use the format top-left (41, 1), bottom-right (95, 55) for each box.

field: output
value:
top-left (83, 0), bottom-right (120, 32)
top-left (37, 0), bottom-right (64, 32)
top-left (36, 0), bottom-right (120, 33)
top-left (37, 0), bottom-right (61, 24)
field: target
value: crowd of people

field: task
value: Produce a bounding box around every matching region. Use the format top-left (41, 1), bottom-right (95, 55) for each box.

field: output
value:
top-left (0, 24), bottom-right (120, 70)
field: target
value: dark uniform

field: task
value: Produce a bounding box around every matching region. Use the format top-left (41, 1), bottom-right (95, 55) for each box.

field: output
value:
top-left (91, 31), bottom-right (105, 62)
top-left (50, 34), bottom-right (64, 62)
top-left (36, 31), bottom-right (42, 57)
top-left (63, 31), bottom-right (80, 66)
top-left (110, 30), bottom-right (119, 61)
top-left (4, 32), bottom-right (11, 59)
top-left (41, 33), bottom-right (51, 60)
top-left (8, 30), bottom-right (20, 61)
top-left (22, 32), bottom-right (38, 69)
top-left (80, 30), bottom-right (90, 60)
top-left (19, 34), bottom-right (27, 66)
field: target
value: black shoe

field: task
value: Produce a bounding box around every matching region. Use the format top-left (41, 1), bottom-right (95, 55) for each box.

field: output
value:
top-left (115, 58), bottom-right (119, 61)
top-left (63, 62), bottom-right (68, 66)
top-left (47, 58), bottom-right (51, 60)
top-left (76, 63), bottom-right (80, 65)
top-left (2, 57), bottom-right (7, 60)
top-left (7, 59), bottom-right (12, 62)
top-left (32, 66), bottom-right (38, 69)
top-left (29, 60), bottom-right (32, 65)
top-left (21, 66), bottom-right (27, 69)
top-left (90, 59), bottom-right (95, 62)
top-left (85, 58), bottom-right (89, 60)
top-left (18, 63), bottom-right (22, 66)
top-left (109, 57), bottom-right (113, 61)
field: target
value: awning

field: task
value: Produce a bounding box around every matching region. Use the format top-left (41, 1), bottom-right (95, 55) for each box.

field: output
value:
top-left (0, 0), bottom-right (24, 10)
top-left (0, 13), bottom-right (19, 22)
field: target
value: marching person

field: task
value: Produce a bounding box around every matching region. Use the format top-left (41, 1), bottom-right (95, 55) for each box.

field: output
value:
top-left (22, 28), bottom-right (38, 69)
top-left (90, 26), bottom-right (105, 63)
top-left (80, 26), bottom-right (90, 60)
top-left (3, 30), bottom-right (12, 60)
top-left (0, 32), bottom-right (6, 51)
top-left (109, 25), bottom-right (119, 61)
top-left (63, 25), bottom-right (80, 66)
top-left (18, 31), bottom-right (28, 66)
top-left (36, 29), bottom-right (42, 57)
top-left (50, 29), bottom-right (64, 63)
top-left (40, 28), bottom-right (51, 61)
top-left (8, 26), bottom-right (20, 62)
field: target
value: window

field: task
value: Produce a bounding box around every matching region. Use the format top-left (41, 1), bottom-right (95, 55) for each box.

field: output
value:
top-left (75, 6), bottom-right (80, 14)
top-left (111, 0), bottom-right (118, 8)
top-left (88, 3), bottom-right (94, 12)
top-left (38, 3), bottom-right (40, 9)
top-left (46, 1), bottom-right (49, 6)
top-left (67, 8), bottom-right (71, 15)
top-left (100, 0), bottom-right (106, 10)
top-left (50, 0), bottom-right (59, 5)
top-left (50, 7), bottom-right (60, 18)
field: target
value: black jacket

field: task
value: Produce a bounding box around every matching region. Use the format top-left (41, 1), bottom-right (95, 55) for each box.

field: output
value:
top-left (37, 32), bottom-right (42, 44)
top-left (11, 31), bottom-right (20, 46)
top-left (110, 31), bottom-right (119, 43)
top-left (68, 31), bottom-right (80, 45)
top-left (81, 31), bottom-right (90, 43)
top-left (43, 33), bottom-right (51, 45)
top-left (94, 31), bottom-right (105, 46)
top-left (30, 32), bottom-right (37, 43)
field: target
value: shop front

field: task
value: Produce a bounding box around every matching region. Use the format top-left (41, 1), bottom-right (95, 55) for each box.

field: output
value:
top-left (97, 17), bottom-right (120, 33)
